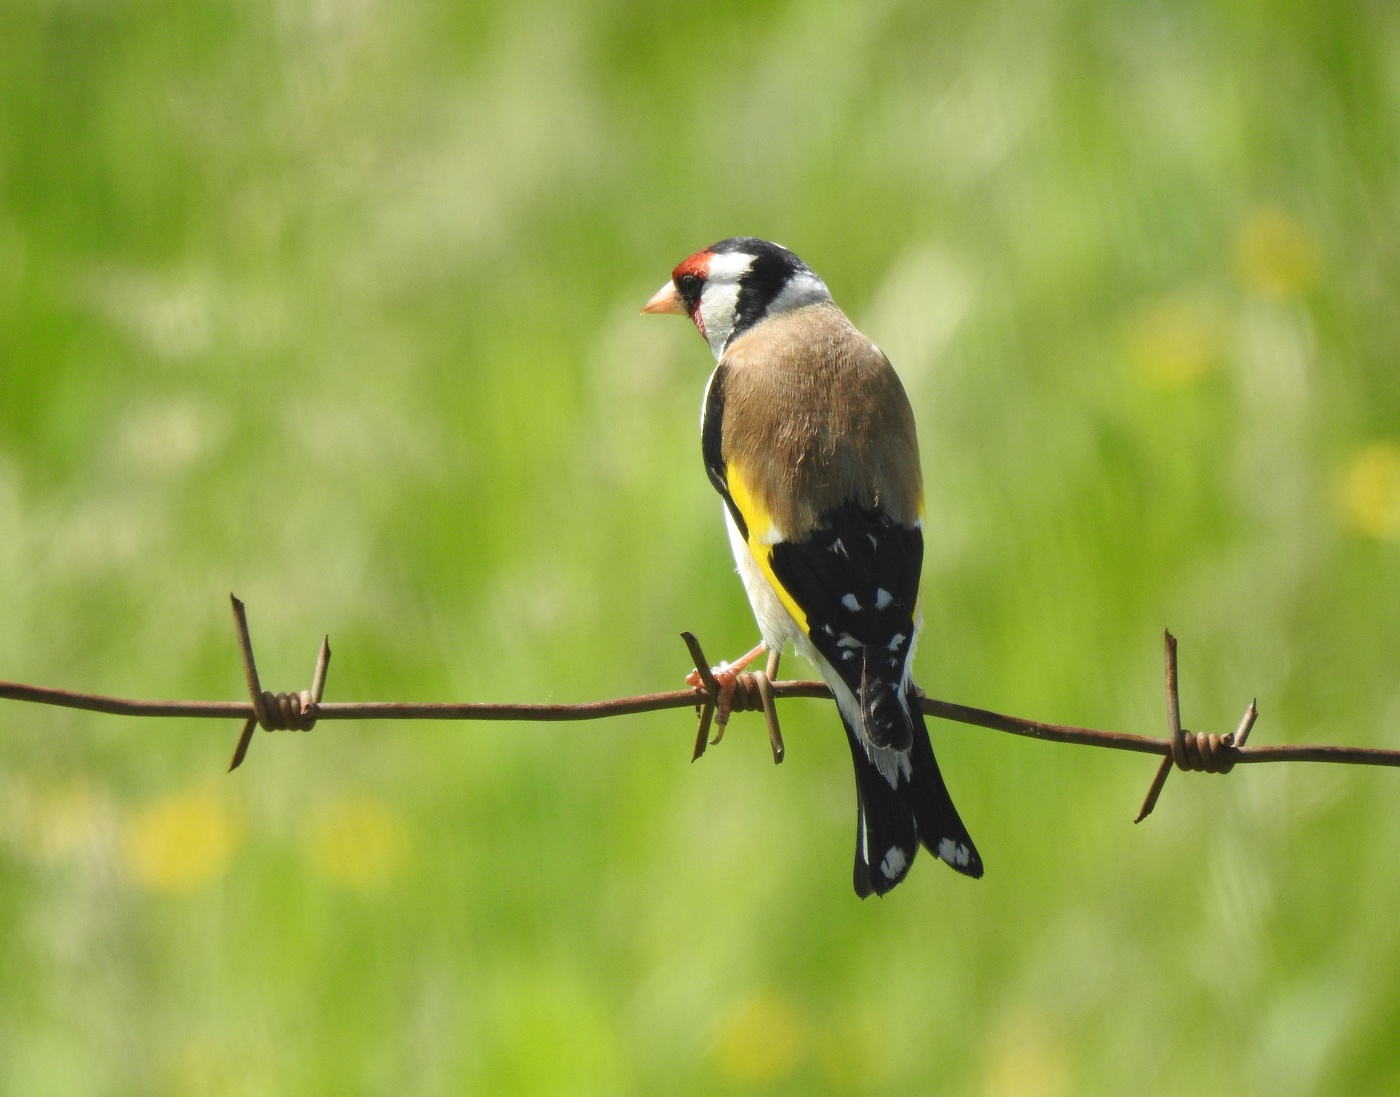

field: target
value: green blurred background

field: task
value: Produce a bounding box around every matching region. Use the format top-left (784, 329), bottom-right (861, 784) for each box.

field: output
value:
top-left (2, 0), bottom-right (1400, 1093)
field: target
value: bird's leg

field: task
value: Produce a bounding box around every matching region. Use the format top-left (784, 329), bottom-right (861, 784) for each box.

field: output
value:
top-left (685, 642), bottom-right (767, 689)
top-left (686, 642), bottom-right (767, 743)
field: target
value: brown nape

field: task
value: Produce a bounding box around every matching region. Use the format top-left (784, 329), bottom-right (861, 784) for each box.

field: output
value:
top-left (719, 302), bottom-right (922, 537)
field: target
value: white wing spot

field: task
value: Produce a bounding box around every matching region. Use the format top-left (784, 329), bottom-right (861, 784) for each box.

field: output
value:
top-left (841, 650), bottom-right (856, 661)
top-left (879, 846), bottom-right (909, 880)
top-left (829, 537), bottom-right (848, 557)
top-left (841, 594), bottom-right (861, 612)
top-left (875, 588), bottom-right (893, 610)
top-left (936, 838), bottom-right (971, 868)
top-left (886, 632), bottom-right (906, 652)
top-left (837, 632), bottom-right (861, 649)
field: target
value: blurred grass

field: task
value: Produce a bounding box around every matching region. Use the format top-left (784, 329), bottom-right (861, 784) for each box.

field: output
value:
top-left (2, 0), bottom-right (1400, 1093)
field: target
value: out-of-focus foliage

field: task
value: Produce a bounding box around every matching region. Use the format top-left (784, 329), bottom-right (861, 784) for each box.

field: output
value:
top-left (2, 1), bottom-right (1399, 1093)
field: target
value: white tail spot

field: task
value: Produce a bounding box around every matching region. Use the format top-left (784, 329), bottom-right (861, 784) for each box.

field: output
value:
top-left (936, 837), bottom-right (971, 868)
top-left (879, 846), bottom-right (909, 880)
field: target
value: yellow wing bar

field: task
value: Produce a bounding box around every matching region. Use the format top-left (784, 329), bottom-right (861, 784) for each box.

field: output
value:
top-left (725, 460), bottom-right (811, 631)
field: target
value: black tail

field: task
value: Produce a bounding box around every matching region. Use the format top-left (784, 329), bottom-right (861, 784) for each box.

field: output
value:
top-left (905, 696), bottom-right (982, 879)
top-left (841, 688), bottom-right (982, 898)
top-left (843, 717), bottom-right (918, 898)
top-left (860, 651), bottom-right (914, 751)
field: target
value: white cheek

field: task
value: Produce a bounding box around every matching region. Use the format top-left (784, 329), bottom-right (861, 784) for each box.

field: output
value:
top-left (699, 282), bottom-right (741, 359)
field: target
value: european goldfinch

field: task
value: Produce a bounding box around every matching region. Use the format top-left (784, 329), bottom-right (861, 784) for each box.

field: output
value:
top-left (644, 237), bottom-right (982, 896)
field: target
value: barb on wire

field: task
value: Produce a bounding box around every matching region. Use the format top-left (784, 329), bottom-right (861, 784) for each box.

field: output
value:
top-left (0, 600), bottom-right (1398, 821)
top-left (227, 595), bottom-right (331, 772)
top-left (680, 632), bottom-right (785, 765)
top-left (1131, 631), bottom-right (1260, 822)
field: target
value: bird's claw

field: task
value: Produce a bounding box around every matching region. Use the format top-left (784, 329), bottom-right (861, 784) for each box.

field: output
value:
top-left (681, 641), bottom-right (767, 759)
top-left (688, 662), bottom-right (744, 742)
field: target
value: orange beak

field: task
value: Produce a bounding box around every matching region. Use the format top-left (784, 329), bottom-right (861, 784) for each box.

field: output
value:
top-left (642, 280), bottom-right (685, 315)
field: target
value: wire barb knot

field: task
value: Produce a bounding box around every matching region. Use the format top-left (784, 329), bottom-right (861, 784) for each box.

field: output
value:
top-left (719, 672), bottom-right (767, 715)
top-left (1133, 631), bottom-right (1258, 822)
top-left (679, 632), bottom-right (785, 766)
top-left (227, 594), bottom-right (331, 771)
top-left (254, 689), bottom-right (319, 732)
top-left (1170, 729), bottom-right (1236, 774)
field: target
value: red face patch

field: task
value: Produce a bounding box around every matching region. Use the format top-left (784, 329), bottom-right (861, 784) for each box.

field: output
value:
top-left (671, 251), bottom-right (712, 283)
top-left (670, 251), bottom-right (713, 337)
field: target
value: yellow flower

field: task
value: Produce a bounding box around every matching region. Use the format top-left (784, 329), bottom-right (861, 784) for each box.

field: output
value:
top-left (979, 1010), bottom-right (1069, 1097)
top-left (1236, 207), bottom-right (1320, 298)
top-left (712, 990), bottom-right (808, 1086)
top-left (124, 786), bottom-right (240, 893)
top-left (305, 794), bottom-right (410, 891)
top-left (1339, 442), bottom-right (1400, 540)
top-left (1125, 296), bottom-right (1222, 389)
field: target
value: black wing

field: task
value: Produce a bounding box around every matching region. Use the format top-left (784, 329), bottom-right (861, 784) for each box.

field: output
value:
top-left (700, 363), bottom-right (748, 539)
top-left (768, 502), bottom-right (922, 749)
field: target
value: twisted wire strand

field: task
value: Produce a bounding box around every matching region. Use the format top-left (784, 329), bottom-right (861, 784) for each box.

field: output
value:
top-left (2, 603), bottom-right (1399, 824)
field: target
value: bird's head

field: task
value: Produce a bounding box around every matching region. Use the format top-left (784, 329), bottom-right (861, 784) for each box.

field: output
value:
top-left (643, 237), bottom-right (831, 359)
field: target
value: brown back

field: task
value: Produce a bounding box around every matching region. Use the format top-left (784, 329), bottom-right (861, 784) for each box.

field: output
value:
top-left (720, 301), bottom-right (923, 536)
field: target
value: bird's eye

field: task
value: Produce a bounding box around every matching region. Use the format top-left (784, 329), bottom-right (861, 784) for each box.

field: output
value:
top-left (677, 273), bottom-right (703, 297)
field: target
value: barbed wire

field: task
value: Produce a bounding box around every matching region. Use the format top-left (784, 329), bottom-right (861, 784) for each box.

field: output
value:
top-left (0, 595), bottom-right (1396, 822)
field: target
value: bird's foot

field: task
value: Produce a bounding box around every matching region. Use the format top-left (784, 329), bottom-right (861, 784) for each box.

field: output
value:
top-left (686, 642), bottom-right (766, 743)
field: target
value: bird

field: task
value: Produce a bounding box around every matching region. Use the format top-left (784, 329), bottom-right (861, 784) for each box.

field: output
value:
top-left (643, 237), bottom-right (982, 897)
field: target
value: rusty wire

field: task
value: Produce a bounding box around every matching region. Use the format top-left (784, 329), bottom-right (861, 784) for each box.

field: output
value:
top-left (0, 595), bottom-right (1397, 821)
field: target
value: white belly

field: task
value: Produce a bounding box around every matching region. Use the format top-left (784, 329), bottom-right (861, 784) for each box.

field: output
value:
top-left (726, 507), bottom-right (800, 652)
top-left (726, 504), bottom-right (912, 788)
